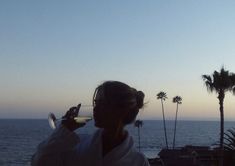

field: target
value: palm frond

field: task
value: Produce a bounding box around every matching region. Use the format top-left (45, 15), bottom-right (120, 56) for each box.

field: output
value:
top-left (202, 75), bottom-right (215, 92)
top-left (203, 67), bottom-right (235, 94)
top-left (223, 128), bottom-right (235, 151)
top-left (202, 75), bottom-right (212, 82)
top-left (224, 134), bottom-right (235, 145)
top-left (156, 91), bottom-right (167, 100)
top-left (134, 120), bottom-right (143, 127)
top-left (172, 96), bottom-right (182, 104)
top-left (227, 129), bottom-right (235, 139)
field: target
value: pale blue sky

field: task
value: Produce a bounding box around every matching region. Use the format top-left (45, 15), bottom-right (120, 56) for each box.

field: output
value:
top-left (1, 0), bottom-right (235, 120)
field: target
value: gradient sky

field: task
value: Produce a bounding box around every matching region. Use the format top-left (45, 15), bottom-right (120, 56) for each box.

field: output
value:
top-left (1, 0), bottom-right (235, 120)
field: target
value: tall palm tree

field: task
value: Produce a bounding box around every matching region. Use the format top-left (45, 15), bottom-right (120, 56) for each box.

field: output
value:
top-left (157, 91), bottom-right (168, 149)
top-left (172, 96), bottom-right (182, 149)
top-left (202, 67), bottom-right (235, 150)
top-left (134, 120), bottom-right (143, 152)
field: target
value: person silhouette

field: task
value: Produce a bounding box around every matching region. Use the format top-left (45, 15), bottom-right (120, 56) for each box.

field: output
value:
top-left (31, 81), bottom-right (150, 166)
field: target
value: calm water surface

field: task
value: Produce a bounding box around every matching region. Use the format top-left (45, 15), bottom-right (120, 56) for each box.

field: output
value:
top-left (0, 119), bottom-right (235, 166)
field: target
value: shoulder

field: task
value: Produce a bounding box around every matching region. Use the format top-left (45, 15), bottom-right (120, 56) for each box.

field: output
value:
top-left (129, 148), bottom-right (150, 166)
top-left (124, 133), bottom-right (148, 162)
top-left (73, 129), bottom-right (103, 164)
top-left (76, 129), bottom-right (102, 151)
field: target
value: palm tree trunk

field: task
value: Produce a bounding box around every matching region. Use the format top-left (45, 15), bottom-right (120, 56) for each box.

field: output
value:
top-left (161, 99), bottom-right (168, 149)
top-left (220, 103), bottom-right (224, 150)
top-left (138, 127), bottom-right (141, 152)
top-left (173, 103), bottom-right (178, 149)
top-left (218, 91), bottom-right (225, 166)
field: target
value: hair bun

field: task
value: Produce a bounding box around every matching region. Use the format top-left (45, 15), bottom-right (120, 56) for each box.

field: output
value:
top-left (136, 91), bottom-right (145, 109)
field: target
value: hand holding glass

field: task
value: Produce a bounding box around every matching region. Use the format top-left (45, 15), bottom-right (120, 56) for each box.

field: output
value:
top-left (48, 104), bottom-right (93, 129)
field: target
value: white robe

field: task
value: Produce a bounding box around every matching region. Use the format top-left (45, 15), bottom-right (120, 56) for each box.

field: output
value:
top-left (31, 126), bottom-right (150, 166)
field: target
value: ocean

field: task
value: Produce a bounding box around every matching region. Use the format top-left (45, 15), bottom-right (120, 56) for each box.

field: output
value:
top-left (0, 119), bottom-right (235, 166)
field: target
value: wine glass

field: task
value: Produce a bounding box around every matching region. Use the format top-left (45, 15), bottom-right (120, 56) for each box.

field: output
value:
top-left (48, 104), bottom-right (93, 129)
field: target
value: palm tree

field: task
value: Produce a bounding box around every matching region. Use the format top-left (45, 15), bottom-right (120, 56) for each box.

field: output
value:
top-left (202, 67), bottom-right (235, 166)
top-left (202, 67), bottom-right (235, 150)
top-left (157, 91), bottom-right (168, 149)
top-left (172, 96), bottom-right (182, 149)
top-left (134, 120), bottom-right (143, 152)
